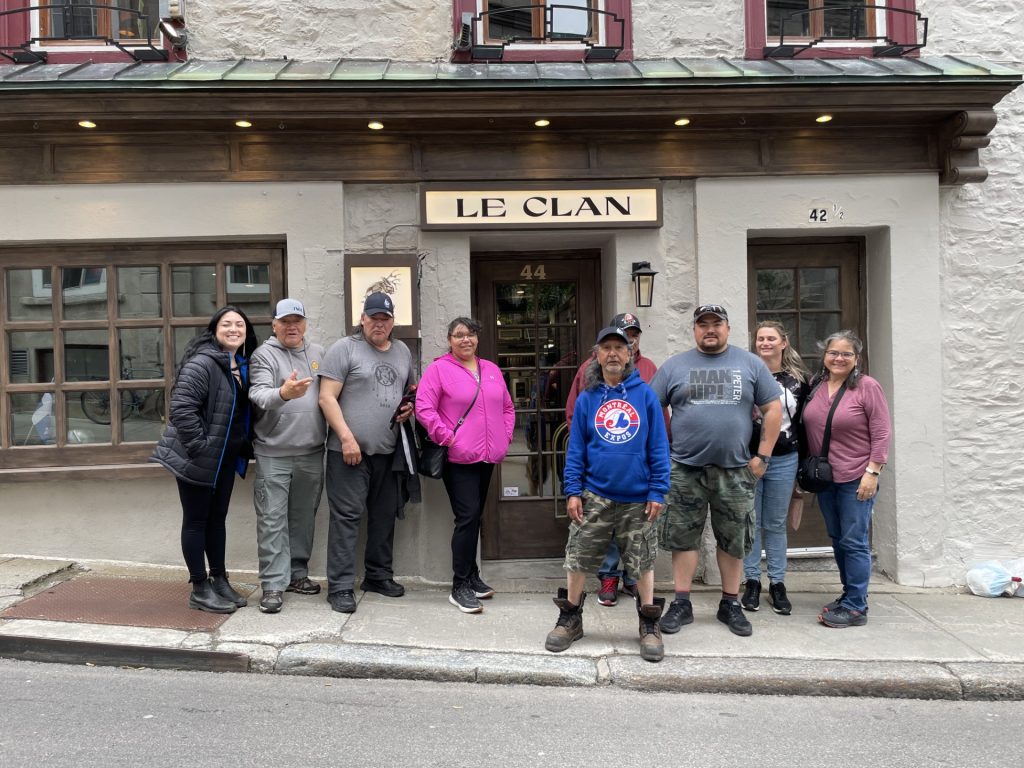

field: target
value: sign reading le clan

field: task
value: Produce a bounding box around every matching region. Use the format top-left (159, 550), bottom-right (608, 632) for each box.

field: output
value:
top-left (421, 183), bottom-right (662, 230)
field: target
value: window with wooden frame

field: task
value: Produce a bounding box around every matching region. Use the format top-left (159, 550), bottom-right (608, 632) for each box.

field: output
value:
top-left (0, 243), bottom-right (284, 472)
top-left (452, 0), bottom-right (633, 61)
top-left (744, 0), bottom-right (920, 59)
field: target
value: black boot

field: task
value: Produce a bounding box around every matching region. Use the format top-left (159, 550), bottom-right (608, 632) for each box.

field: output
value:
top-left (189, 579), bottom-right (237, 614)
top-left (209, 573), bottom-right (248, 608)
top-left (544, 588), bottom-right (586, 653)
top-left (637, 597), bottom-right (666, 662)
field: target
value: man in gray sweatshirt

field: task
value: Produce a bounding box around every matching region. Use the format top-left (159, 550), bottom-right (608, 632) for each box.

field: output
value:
top-left (249, 299), bottom-right (327, 614)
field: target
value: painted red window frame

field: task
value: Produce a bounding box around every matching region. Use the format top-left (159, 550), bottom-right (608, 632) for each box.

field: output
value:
top-left (0, 0), bottom-right (184, 64)
top-left (744, 0), bottom-right (919, 59)
top-left (452, 0), bottom-right (633, 62)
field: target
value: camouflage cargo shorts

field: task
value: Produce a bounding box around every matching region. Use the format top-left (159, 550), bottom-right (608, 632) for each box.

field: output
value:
top-left (563, 490), bottom-right (658, 579)
top-left (658, 463), bottom-right (756, 559)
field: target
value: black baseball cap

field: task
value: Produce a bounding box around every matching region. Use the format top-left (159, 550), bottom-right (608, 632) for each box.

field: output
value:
top-left (693, 303), bottom-right (729, 322)
top-left (611, 312), bottom-right (642, 332)
top-left (595, 326), bottom-right (630, 345)
top-left (363, 292), bottom-right (395, 317)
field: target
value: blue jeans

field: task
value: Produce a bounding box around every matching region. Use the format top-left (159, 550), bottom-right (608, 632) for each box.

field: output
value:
top-left (743, 451), bottom-right (798, 584)
top-left (817, 478), bottom-right (875, 612)
top-left (596, 541), bottom-right (637, 586)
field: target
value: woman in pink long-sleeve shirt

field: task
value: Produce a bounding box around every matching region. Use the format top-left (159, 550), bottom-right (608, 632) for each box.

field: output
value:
top-left (801, 330), bottom-right (891, 629)
top-left (416, 317), bottom-right (515, 615)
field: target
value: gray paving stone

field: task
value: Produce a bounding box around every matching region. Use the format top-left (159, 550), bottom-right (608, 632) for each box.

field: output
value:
top-left (217, 641), bottom-right (279, 673)
top-left (0, 558), bottom-right (75, 590)
top-left (0, 618), bottom-right (190, 647)
top-left (947, 662), bottom-right (1024, 700)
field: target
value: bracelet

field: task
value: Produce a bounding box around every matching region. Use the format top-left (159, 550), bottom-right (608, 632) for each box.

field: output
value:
top-left (865, 467), bottom-right (880, 476)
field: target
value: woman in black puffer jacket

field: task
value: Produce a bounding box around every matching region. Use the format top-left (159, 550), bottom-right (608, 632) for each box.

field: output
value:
top-left (152, 306), bottom-right (258, 613)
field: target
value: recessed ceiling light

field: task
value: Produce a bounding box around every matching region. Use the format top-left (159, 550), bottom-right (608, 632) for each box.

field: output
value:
top-left (674, 117), bottom-right (691, 126)
top-left (534, 119), bottom-right (551, 127)
top-left (234, 120), bottom-right (253, 128)
top-left (816, 114), bottom-right (833, 123)
top-left (78, 120), bottom-right (97, 129)
top-left (368, 121), bottom-right (384, 130)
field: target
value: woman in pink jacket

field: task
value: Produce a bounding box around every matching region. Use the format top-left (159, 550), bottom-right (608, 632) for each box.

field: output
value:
top-left (416, 317), bottom-right (515, 614)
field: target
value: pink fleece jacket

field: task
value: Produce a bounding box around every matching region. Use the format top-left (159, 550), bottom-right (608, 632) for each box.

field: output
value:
top-left (415, 353), bottom-right (515, 465)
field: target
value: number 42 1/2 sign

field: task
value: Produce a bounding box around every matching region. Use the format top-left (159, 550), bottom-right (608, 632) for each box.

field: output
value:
top-left (809, 202), bottom-right (846, 223)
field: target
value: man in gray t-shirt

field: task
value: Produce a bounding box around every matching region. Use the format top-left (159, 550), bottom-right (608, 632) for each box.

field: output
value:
top-left (318, 292), bottom-right (414, 613)
top-left (649, 304), bottom-right (781, 638)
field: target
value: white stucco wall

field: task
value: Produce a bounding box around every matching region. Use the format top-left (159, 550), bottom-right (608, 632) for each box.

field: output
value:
top-left (185, 0), bottom-right (451, 60)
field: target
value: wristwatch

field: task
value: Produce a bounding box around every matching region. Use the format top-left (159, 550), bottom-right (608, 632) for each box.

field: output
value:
top-left (756, 453), bottom-right (771, 466)
top-left (865, 467), bottom-right (881, 476)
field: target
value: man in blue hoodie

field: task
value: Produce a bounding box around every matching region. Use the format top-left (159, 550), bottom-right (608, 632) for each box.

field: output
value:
top-left (545, 326), bottom-right (670, 662)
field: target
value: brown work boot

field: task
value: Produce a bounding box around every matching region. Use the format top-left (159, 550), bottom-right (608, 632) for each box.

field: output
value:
top-left (544, 588), bottom-right (586, 653)
top-left (638, 597), bottom-right (665, 662)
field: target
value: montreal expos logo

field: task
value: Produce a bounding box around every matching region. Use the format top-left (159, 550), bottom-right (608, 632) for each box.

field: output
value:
top-left (594, 399), bottom-right (641, 444)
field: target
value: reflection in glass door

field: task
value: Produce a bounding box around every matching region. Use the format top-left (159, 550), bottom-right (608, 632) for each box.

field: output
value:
top-left (474, 254), bottom-right (600, 560)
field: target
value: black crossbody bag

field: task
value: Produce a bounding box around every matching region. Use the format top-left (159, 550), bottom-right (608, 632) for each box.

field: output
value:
top-left (797, 381), bottom-right (847, 493)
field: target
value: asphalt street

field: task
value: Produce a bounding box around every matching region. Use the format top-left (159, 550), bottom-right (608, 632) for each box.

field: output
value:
top-left (2, 658), bottom-right (1022, 768)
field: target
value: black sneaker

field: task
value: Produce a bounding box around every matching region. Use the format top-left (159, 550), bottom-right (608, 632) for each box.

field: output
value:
top-left (717, 598), bottom-right (753, 637)
top-left (819, 605), bottom-right (867, 628)
top-left (659, 598), bottom-right (693, 634)
top-left (597, 576), bottom-right (619, 607)
top-left (328, 590), bottom-right (356, 613)
top-left (768, 582), bottom-right (792, 615)
top-left (468, 573), bottom-right (495, 599)
top-left (741, 579), bottom-right (761, 611)
top-left (822, 594), bottom-right (847, 613)
top-left (258, 590), bottom-right (283, 614)
top-left (449, 582), bottom-right (483, 614)
top-left (360, 578), bottom-right (405, 598)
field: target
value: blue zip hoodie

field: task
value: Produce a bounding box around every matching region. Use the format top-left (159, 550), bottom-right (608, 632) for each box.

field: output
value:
top-left (563, 368), bottom-right (670, 504)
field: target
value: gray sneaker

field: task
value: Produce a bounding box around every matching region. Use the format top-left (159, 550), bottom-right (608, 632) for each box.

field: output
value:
top-left (449, 582), bottom-right (483, 614)
top-left (258, 590), bottom-right (283, 614)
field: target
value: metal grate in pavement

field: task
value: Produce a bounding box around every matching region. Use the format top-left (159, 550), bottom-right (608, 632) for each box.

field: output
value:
top-left (0, 576), bottom-right (255, 632)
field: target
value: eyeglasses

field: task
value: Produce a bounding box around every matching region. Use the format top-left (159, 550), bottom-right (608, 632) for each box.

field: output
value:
top-left (451, 332), bottom-right (478, 340)
top-left (825, 351), bottom-right (856, 359)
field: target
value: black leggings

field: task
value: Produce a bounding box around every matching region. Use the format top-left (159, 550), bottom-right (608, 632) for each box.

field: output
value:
top-left (441, 462), bottom-right (494, 584)
top-left (177, 467), bottom-right (237, 583)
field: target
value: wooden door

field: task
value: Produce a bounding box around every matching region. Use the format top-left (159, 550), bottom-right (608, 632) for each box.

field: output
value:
top-left (473, 252), bottom-right (600, 560)
top-left (748, 237), bottom-right (865, 550)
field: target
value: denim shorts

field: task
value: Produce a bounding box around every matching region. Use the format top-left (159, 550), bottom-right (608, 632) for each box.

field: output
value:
top-left (659, 463), bottom-right (756, 559)
top-left (564, 491), bottom-right (658, 579)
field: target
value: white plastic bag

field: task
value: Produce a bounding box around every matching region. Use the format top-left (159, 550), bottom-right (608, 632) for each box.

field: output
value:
top-left (1005, 559), bottom-right (1024, 597)
top-left (966, 561), bottom-right (1019, 597)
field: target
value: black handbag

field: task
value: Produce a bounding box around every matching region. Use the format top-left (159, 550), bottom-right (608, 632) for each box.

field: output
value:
top-left (797, 381), bottom-right (846, 493)
top-left (415, 376), bottom-right (481, 480)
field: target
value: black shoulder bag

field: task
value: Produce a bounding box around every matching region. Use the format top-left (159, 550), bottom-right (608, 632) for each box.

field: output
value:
top-left (415, 375), bottom-right (481, 480)
top-left (797, 381), bottom-right (847, 494)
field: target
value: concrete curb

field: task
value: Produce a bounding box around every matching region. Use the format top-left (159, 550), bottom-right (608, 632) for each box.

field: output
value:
top-left (4, 633), bottom-right (1024, 701)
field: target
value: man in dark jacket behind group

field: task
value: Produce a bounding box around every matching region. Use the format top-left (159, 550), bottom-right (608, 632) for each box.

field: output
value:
top-left (249, 299), bottom-right (327, 614)
top-left (545, 326), bottom-right (670, 662)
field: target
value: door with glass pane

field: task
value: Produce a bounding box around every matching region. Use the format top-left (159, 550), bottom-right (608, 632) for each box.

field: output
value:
top-left (473, 253), bottom-right (600, 560)
top-left (747, 237), bottom-right (864, 550)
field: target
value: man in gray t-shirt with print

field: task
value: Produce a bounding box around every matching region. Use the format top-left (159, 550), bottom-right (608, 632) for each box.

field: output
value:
top-left (650, 304), bottom-right (781, 638)
top-left (318, 292), bottom-right (414, 614)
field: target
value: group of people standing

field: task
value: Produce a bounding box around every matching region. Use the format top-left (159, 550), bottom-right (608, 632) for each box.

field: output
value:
top-left (545, 303), bottom-right (891, 663)
top-left (149, 290), bottom-right (891, 662)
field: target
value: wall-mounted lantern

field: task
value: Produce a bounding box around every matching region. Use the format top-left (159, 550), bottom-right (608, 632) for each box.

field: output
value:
top-left (631, 261), bottom-right (658, 308)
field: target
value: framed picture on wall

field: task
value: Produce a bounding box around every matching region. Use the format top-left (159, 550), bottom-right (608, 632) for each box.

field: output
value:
top-left (343, 253), bottom-right (419, 337)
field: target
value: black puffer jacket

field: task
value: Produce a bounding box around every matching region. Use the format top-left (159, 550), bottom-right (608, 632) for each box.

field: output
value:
top-left (151, 342), bottom-right (252, 487)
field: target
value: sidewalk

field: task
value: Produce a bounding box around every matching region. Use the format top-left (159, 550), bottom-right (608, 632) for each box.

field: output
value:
top-left (1, 555), bottom-right (1022, 700)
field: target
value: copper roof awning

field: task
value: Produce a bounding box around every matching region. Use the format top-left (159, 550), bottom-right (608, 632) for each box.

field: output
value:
top-left (0, 56), bottom-right (1019, 186)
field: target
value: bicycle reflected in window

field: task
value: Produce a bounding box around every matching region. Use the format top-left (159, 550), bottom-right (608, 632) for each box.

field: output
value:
top-left (80, 356), bottom-right (166, 425)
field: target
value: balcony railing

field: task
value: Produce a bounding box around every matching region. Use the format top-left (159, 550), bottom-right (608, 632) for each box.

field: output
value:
top-left (456, 4), bottom-right (624, 62)
top-left (764, 4), bottom-right (927, 58)
top-left (0, 2), bottom-right (168, 63)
